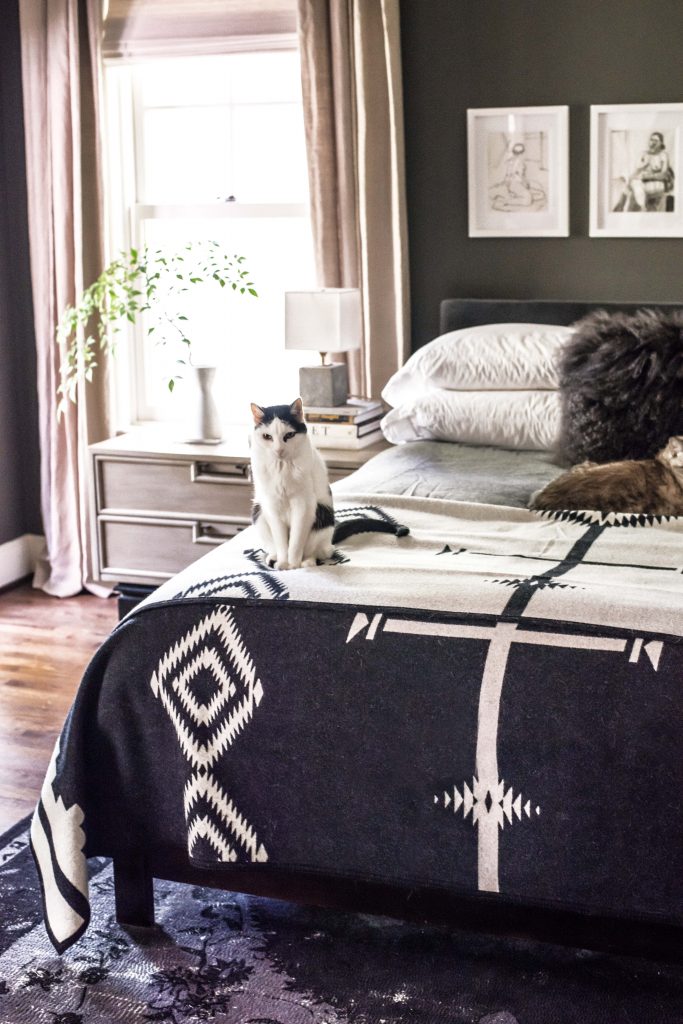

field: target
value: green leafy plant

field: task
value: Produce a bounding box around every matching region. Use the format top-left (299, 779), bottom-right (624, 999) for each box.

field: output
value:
top-left (57, 240), bottom-right (257, 412)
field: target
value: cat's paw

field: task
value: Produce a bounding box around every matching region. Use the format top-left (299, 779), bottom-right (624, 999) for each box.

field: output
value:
top-left (302, 556), bottom-right (317, 567)
top-left (274, 557), bottom-right (292, 570)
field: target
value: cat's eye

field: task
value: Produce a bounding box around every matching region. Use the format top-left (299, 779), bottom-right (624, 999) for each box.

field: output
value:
top-left (262, 433), bottom-right (272, 441)
top-left (283, 431), bottom-right (296, 442)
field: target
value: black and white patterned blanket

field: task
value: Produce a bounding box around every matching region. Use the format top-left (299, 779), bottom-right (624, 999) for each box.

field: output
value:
top-left (31, 494), bottom-right (683, 952)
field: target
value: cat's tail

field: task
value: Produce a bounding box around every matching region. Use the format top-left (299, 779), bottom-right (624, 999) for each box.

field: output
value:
top-left (332, 506), bottom-right (409, 544)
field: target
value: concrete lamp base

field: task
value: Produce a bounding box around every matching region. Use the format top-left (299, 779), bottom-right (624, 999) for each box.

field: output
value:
top-left (299, 362), bottom-right (348, 407)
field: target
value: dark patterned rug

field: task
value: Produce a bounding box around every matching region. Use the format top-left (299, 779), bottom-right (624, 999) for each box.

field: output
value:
top-left (2, 818), bottom-right (683, 1023)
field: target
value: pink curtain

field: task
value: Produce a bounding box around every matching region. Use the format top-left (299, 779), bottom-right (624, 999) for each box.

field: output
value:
top-left (297, 0), bottom-right (409, 398)
top-left (19, 0), bottom-right (111, 597)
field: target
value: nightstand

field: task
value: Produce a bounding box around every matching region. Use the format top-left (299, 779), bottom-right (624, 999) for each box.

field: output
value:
top-left (90, 426), bottom-right (389, 596)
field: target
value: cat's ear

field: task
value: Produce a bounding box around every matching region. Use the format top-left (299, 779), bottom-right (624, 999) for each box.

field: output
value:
top-left (251, 403), bottom-right (265, 425)
top-left (290, 398), bottom-right (304, 422)
top-left (662, 435), bottom-right (683, 465)
top-left (670, 436), bottom-right (683, 462)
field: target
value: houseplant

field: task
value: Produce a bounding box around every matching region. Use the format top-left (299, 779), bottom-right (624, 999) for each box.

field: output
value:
top-left (57, 241), bottom-right (257, 420)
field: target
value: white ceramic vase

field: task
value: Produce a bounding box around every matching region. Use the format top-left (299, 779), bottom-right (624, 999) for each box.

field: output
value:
top-left (185, 365), bottom-right (222, 444)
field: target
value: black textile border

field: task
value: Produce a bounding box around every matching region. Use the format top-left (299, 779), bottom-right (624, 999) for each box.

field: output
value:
top-left (32, 801), bottom-right (91, 954)
top-left (113, 593), bottom-right (683, 647)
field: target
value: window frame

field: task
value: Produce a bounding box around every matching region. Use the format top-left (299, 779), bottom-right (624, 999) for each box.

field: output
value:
top-left (103, 51), bottom-right (312, 428)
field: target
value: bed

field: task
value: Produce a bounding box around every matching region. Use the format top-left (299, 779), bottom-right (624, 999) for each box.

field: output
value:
top-left (33, 299), bottom-right (683, 960)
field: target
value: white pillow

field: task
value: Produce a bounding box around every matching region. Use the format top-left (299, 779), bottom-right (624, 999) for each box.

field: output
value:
top-left (381, 389), bottom-right (561, 451)
top-left (382, 323), bottom-right (572, 406)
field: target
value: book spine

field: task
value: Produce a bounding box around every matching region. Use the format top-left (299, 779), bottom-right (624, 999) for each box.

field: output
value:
top-left (305, 407), bottom-right (382, 425)
top-left (355, 415), bottom-right (384, 436)
top-left (312, 429), bottom-right (383, 450)
top-left (308, 415), bottom-right (382, 439)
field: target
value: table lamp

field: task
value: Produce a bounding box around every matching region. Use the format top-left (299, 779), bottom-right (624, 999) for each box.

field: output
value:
top-left (285, 288), bottom-right (362, 407)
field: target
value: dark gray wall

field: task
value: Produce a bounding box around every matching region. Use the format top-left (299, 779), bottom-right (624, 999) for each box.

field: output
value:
top-left (0, 0), bottom-right (41, 544)
top-left (400, 0), bottom-right (683, 348)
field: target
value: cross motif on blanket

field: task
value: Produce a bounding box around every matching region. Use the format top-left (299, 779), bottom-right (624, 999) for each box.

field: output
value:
top-left (150, 606), bottom-right (268, 865)
top-left (347, 612), bottom-right (650, 894)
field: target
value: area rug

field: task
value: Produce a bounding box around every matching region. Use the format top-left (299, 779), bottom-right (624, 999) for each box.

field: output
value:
top-left (2, 819), bottom-right (683, 1023)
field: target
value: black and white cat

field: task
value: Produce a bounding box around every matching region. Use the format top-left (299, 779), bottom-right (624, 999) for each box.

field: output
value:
top-left (250, 398), bottom-right (335, 569)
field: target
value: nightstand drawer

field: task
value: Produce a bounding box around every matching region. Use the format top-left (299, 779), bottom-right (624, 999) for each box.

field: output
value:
top-left (98, 516), bottom-right (248, 581)
top-left (96, 456), bottom-right (253, 521)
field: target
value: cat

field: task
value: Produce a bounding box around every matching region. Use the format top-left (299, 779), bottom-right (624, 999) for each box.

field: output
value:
top-left (249, 398), bottom-right (335, 569)
top-left (530, 436), bottom-right (683, 516)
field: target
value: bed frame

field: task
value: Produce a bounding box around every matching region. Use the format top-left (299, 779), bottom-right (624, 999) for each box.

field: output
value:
top-left (113, 298), bottom-right (683, 962)
top-left (439, 297), bottom-right (682, 335)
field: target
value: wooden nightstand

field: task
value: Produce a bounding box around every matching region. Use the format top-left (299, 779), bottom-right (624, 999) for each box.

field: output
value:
top-left (90, 426), bottom-right (389, 590)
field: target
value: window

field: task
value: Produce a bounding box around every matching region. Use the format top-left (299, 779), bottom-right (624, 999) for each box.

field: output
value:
top-left (104, 49), bottom-right (316, 428)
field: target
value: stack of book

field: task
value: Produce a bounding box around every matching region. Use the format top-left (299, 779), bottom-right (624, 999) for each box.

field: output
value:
top-left (305, 397), bottom-right (385, 449)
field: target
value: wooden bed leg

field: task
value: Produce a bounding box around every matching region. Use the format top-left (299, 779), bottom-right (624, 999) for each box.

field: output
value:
top-left (113, 855), bottom-right (155, 927)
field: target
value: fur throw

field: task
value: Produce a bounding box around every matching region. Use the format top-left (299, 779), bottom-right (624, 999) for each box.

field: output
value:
top-left (558, 308), bottom-right (683, 464)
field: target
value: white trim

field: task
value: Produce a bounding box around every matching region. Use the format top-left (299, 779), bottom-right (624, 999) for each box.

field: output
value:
top-left (589, 103), bottom-right (683, 237)
top-left (467, 105), bottom-right (569, 238)
top-left (0, 533), bottom-right (44, 589)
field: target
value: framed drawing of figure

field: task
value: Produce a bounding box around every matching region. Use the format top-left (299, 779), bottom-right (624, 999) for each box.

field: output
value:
top-left (590, 104), bottom-right (683, 237)
top-left (467, 106), bottom-right (569, 237)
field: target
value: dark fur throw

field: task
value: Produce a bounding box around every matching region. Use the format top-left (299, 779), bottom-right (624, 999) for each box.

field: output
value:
top-left (558, 308), bottom-right (683, 464)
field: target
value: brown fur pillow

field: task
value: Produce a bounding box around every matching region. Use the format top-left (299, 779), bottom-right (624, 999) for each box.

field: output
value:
top-left (558, 308), bottom-right (683, 465)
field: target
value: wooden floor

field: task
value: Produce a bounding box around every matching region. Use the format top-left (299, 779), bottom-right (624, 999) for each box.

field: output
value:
top-left (0, 581), bottom-right (118, 834)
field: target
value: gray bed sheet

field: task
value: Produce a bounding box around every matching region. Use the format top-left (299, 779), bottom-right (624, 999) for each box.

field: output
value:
top-left (333, 440), bottom-right (564, 507)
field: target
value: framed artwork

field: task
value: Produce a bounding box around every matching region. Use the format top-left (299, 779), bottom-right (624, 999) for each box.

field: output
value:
top-left (467, 106), bottom-right (569, 237)
top-left (590, 103), bottom-right (683, 237)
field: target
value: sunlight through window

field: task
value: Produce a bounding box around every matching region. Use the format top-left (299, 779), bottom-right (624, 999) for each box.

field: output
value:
top-left (105, 50), bottom-right (316, 428)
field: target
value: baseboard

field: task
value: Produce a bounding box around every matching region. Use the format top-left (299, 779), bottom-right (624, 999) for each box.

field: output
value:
top-left (0, 534), bottom-right (44, 590)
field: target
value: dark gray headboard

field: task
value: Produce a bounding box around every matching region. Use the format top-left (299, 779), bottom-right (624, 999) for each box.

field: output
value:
top-left (440, 299), bottom-right (683, 334)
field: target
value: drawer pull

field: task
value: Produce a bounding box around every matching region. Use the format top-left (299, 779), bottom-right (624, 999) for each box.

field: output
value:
top-left (192, 522), bottom-right (246, 545)
top-left (191, 461), bottom-right (250, 483)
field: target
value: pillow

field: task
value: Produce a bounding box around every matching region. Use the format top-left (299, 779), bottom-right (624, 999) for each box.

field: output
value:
top-left (382, 323), bottom-right (573, 406)
top-left (558, 308), bottom-right (683, 464)
top-left (381, 389), bottom-right (560, 451)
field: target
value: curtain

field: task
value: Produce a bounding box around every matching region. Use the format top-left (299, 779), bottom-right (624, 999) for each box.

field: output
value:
top-left (19, 0), bottom-right (111, 597)
top-left (296, 0), bottom-right (409, 398)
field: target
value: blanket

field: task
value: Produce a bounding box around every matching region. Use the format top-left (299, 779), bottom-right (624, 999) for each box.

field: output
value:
top-left (31, 495), bottom-right (683, 952)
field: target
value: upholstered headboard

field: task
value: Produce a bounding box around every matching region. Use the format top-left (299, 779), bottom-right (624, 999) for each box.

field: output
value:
top-left (439, 298), bottom-right (683, 334)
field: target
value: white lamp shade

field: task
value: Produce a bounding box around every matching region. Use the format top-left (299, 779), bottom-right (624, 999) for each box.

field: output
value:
top-left (285, 288), bottom-right (362, 354)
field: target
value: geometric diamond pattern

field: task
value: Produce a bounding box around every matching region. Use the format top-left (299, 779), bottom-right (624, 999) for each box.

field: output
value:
top-left (173, 646), bottom-right (237, 727)
top-left (150, 606), bottom-right (267, 863)
top-left (434, 776), bottom-right (540, 830)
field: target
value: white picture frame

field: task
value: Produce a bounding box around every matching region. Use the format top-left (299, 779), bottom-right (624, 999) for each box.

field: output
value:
top-left (467, 106), bottom-right (569, 238)
top-left (590, 103), bottom-right (683, 237)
